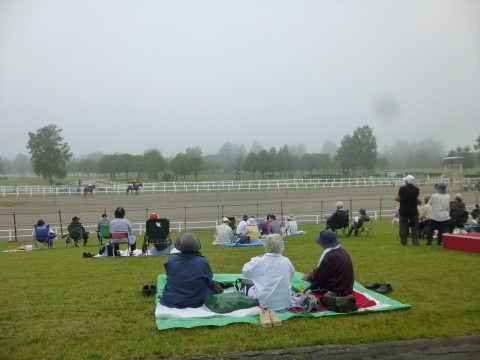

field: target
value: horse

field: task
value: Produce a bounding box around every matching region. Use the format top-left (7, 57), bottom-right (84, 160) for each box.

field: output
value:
top-left (126, 182), bottom-right (143, 195)
top-left (83, 184), bottom-right (95, 197)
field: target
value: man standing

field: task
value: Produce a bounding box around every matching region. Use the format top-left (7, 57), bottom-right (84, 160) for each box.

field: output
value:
top-left (395, 175), bottom-right (420, 246)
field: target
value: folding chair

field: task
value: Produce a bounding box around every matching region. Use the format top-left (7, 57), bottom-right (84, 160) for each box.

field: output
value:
top-left (33, 224), bottom-right (53, 249)
top-left (99, 224), bottom-right (110, 244)
top-left (331, 210), bottom-right (349, 237)
top-left (110, 231), bottom-right (130, 257)
top-left (65, 223), bottom-right (84, 247)
top-left (142, 218), bottom-right (171, 255)
top-left (357, 220), bottom-right (373, 237)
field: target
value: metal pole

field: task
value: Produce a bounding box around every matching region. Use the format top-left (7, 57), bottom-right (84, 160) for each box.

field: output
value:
top-left (59, 210), bottom-right (63, 237)
top-left (13, 212), bottom-right (17, 242)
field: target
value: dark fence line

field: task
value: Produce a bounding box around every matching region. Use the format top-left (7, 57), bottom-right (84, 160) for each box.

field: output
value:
top-left (2, 193), bottom-right (479, 243)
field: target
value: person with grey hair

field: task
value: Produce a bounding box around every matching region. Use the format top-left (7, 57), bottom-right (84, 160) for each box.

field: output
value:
top-left (448, 193), bottom-right (468, 233)
top-left (427, 183), bottom-right (450, 245)
top-left (242, 234), bottom-right (295, 312)
top-left (325, 201), bottom-right (349, 231)
top-left (160, 233), bottom-right (213, 308)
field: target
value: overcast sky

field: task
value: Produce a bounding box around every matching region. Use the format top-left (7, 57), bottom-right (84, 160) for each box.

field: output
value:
top-left (1, 0), bottom-right (479, 160)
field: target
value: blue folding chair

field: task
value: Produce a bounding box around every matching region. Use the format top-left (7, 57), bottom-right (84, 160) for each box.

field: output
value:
top-left (33, 224), bottom-right (55, 249)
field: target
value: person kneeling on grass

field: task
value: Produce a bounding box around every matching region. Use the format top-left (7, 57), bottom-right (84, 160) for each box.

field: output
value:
top-left (242, 234), bottom-right (295, 311)
top-left (160, 233), bottom-right (213, 308)
top-left (302, 230), bottom-right (354, 296)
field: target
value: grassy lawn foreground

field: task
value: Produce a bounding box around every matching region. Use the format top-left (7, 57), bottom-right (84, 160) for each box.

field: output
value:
top-left (0, 221), bottom-right (479, 360)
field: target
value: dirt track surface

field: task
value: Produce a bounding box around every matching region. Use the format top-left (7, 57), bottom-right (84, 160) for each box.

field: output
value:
top-left (175, 336), bottom-right (480, 360)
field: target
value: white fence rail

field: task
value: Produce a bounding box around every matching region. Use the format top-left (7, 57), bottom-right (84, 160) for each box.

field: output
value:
top-left (0, 177), bottom-right (453, 197)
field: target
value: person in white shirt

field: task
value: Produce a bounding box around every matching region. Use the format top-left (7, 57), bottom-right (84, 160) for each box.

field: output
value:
top-left (418, 196), bottom-right (431, 238)
top-left (285, 215), bottom-right (306, 235)
top-left (236, 215), bottom-right (249, 236)
top-left (242, 234), bottom-right (295, 311)
top-left (212, 217), bottom-right (234, 245)
top-left (427, 184), bottom-right (450, 245)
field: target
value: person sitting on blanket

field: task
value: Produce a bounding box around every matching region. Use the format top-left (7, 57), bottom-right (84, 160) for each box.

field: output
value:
top-left (301, 230), bottom-right (354, 296)
top-left (284, 215), bottom-right (306, 235)
top-left (265, 214), bottom-right (282, 237)
top-left (260, 216), bottom-right (269, 236)
top-left (235, 215), bottom-right (249, 236)
top-left (160, 233), bottom-right (213, 308)
top-left (212, 217), bottom-right (234, 245)
top-left (347, 208), bottom-right (370, 237)
top-left (244, 217), bottom-right (260, 241)
top-left (242, 234), bottom-right (295, 311)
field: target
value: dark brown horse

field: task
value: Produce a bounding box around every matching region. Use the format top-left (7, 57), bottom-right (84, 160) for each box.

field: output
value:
top-left (83, 184), bottom-right (95, 197)
top-left (126, 182), bottom-right (143, 195)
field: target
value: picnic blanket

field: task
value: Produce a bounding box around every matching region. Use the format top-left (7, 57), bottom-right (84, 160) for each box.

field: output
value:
top-left (155, 272), bottom-right (411, 331)
top-left (222, 241), bottom-right (264, 247)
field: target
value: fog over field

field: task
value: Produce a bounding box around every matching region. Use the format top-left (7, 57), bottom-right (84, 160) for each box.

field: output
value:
top-left (1, 0), bottom-right (479, 159)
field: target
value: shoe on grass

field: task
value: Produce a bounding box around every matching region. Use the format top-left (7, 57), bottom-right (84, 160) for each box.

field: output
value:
top-left (260, 309), bottom-right (272, 328)
top-left (267, 309), bottom-right (282, 327)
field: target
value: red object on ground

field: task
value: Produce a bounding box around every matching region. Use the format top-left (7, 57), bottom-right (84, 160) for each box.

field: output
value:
top-left (443, 233), bottom-right (480, 254)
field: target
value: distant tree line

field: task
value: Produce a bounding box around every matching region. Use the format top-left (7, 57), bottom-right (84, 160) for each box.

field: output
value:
top-left (0, 125), bottom-right (479, 182)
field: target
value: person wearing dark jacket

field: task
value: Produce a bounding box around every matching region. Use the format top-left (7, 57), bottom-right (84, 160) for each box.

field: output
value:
top-left (448, 194), bottom-right (468, 232)
top-left (347, 208), bottom-right (370, 236)
top-left (395, 175), bottom-right (420, 246)
top-left (301, 230), bottom-right (354, 296)
top-left (160, 233), bottom-right (213, 308)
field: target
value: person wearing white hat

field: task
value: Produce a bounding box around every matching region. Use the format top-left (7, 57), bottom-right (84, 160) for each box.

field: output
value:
top-left (325, 201), bottom-right (348, 231)
top-left (395, 174), bottom-right (420, 246)
top-left (212, 217), bottom-right (234, 245)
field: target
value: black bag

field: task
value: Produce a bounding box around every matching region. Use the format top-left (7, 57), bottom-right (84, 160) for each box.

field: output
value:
top-left (235, 278), bottom-right (255, 295)
top-left (321, 291), bottom-right (358, 313)
top-left (238, 235), bottom-right (250, 244)
top-left (204, 292), bottom-right (259, 314)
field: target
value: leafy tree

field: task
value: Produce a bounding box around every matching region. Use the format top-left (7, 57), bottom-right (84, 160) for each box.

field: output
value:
top-left (290, 143), bottom-right (306, 157)
top-left (300, 153), bottom-right (331, 175)
top-left (12, 153), bottom-right (33, 175)
top-left (143, 149), bottom-right (166, 180)
top-left (249, 141), bottom-right (264, 154)
top-left (335, 125), bottom-right (377, 174)
top-left (257, 150), bottom-right (274, 178)
top-left (77, 158), bottom-right (98, 177)
top-left (27, 124), bottom-right (72, 183)
top-left (335, 135), bottom-right (356, 173)
top-left (274, 145), bottom-right (296, 176)
top-left (185, 147), bottom-right (203, 181)
top-left (98, 154), bottom-right (123, 180)
top-left (216, 142), bottom-right (246, 172)
top-left (447, 146), bottom-right (475, 169)
top-left (169, 153), bottom-right (190, 181)
top-left (242, 152), bottom-right (259, 179)
top-left (321, 140), bottom-right (338, 156)
top-left (473, 134), bottom-right (480, 160)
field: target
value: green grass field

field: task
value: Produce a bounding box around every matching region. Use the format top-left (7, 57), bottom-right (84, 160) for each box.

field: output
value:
top-left (0, 220), bottom-right (479, 360)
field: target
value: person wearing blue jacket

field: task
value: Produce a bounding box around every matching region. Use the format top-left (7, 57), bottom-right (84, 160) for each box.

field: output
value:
top-left (160, 233), bottom-right (213, 308)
